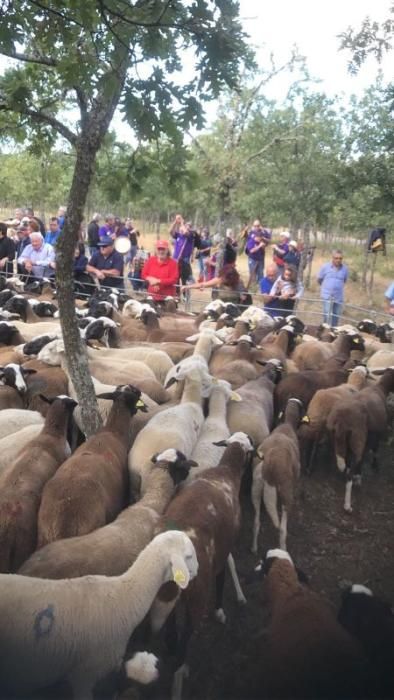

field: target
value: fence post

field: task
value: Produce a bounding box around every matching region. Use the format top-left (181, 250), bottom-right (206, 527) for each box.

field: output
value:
top-left (329, 297), bottom-right (334, 326)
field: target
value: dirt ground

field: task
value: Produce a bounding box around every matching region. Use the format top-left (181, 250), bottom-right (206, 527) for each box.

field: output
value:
top-left (131, 439), bottom-right (394, 700)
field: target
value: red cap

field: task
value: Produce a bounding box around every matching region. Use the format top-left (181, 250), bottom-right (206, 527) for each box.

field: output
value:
top-left (156, 239), bottom-right (169, 249)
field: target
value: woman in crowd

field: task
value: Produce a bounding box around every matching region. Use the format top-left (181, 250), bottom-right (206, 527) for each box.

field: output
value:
top-left (182, 262), bottom-right (251, 307)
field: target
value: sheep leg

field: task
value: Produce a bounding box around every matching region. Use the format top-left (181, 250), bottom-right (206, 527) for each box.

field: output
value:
top-left (251, 461), bottom-right (263, 553)
top-left (263, 483), bottom-right (280, 530)
top-left (307, 439), bottom-right (318, 475)
top-left (171, 609), bottom-right (192, 700)
top-left (279, 507), bottom-right (288, 550)
top-left (172, 664), bottom-right (189, 700)
top-left (214, 567), bottom-right (227, 623)
top-left (227, 553), bottom-right (246, 604)
top-left (344, 471), bottom-right (353, 513)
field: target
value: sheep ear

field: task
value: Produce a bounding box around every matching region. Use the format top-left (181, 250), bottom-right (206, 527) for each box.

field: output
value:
top-left (151, 453), bottom-right (159, 463)
top-left (256, 359), bottom-right (267, 366)
top-left (38, 394), bottom-right (53, 404)
top-left (21, 368), bottom-right (37, 375)
top-left (230, 391), bottom-right (242, 402)
top-left (212, 440), bottom-right (227, 447)
top-left (165, 376), bottom-right (178, 388)
top-left (257, 446), bottom-right (264, 459)
top-left (96, 392), bottom-right (115, 400)
top-left (185, 459), bottom-right (198, 468)
top-left (185, 334), bottom-right (199, 343)
top-left (171, 553), bottom-right (190, 589)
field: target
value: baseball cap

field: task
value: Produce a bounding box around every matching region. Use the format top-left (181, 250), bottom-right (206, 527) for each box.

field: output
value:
top-left (156, 239), bottom-right (169, 249)
top-left (97, 235), bottom-right (114, 246)
top-left (289, 239), bottom-right (298, 247)
top-left (280, 231), bottom-right (291, 238)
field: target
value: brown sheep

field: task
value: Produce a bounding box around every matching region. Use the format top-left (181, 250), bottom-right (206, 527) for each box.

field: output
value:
top-left (291, 332), bottom-right (364, 371)
top-left (0, 396), bottom-right (77, 572)
top-left (37, 386), bottom-right (147, 547)
top-left (252, 398), bottom-right (303, 552)
top-left (244, 550), bottom-right (370, 700)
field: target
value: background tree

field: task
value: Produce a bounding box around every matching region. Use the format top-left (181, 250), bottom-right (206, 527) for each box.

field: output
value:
top-left (0, 0), bottom-right (250, 435)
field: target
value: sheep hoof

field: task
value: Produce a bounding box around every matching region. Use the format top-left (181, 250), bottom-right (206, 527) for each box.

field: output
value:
top-left (214, 608), bottom-right (227, 624)
top-left (343, 504), bottom-right (353, 514)
top-left (237, 594), bottom-right (247, 605)
top-left (353, 475), bottom-right (362, 487)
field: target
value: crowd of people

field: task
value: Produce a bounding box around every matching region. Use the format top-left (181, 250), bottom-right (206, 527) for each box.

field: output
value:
top-left (1, 208), bottom-right (391, 322)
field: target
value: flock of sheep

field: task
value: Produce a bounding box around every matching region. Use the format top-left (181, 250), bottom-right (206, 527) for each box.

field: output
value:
top-left (0, 273), bottom-right (393, 700)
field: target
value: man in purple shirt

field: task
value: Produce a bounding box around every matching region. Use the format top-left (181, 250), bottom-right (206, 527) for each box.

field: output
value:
top-left (169, 215), bottom-right (195, 284)
top-left (245, 219), bottom-right (271, 289)
top-left (98, 213), bottom-right (115, 240)
top-left (317, 249), bottom-right (348, 326)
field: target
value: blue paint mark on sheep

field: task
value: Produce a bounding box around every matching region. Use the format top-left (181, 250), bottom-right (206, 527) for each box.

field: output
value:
top-left (34, 605), bottom-right (55, 639)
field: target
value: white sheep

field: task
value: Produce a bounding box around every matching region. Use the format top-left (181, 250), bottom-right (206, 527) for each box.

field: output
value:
top-left (0, 408), bottom-right (44, 441)
top-left (128, 359), bottom-right (213, 499)
top-left (188, 379), bottom-right (241, 478)
top-left (0, 424), bottom-right (44, 476)
top-left (0, 531), bottom-right (198, 700)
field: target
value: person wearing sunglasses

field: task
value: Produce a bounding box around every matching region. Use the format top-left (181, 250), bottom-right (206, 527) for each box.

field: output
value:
top-left (317, 249), bottom-right (348, 327)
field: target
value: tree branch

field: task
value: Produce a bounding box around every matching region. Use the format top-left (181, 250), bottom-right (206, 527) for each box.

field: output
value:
top-left (0, 98), bottom-right (77, 145)
top-left (242, 127), bottom-right (302, 168)
top-left (74, 86), bottom-right (89, 122)
top-left (0, 49), bottom-right (58, 67)
top-left (29, 0), bottom-right (84, 28)
top-left (101, 0), bottom-right (187, 31)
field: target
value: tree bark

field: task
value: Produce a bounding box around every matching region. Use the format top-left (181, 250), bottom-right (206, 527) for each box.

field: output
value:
top-left (55, 58), bottom-right (128, 437)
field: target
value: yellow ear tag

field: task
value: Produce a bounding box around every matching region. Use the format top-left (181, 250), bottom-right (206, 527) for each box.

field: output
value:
top-left (136, 399), bottom-right (145, 408)
top-left (354, 338), bottom-right (359, 344)
top-left (301, 415), bottom-right (310, 423)
top-left (174, 569), bottom-right (187, 586)
top-left (230, 392), bottom-right (242, 401)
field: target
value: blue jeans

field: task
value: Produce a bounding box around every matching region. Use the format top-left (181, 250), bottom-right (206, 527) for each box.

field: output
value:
top-left (322, 299), bottom-right (343, 327)
top-left (248, 257), bottom-right (264, 283)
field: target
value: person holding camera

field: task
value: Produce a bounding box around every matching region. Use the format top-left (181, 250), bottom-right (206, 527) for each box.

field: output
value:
top-left (264, 264), bottom-right (303, 317)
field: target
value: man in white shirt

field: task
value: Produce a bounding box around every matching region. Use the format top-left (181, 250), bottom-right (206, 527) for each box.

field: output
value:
top-left (18, 232), bottom-right (56, 280)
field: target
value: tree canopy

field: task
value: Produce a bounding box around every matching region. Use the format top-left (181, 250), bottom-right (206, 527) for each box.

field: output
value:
top-left (0, 0), bottom-right (251, 435)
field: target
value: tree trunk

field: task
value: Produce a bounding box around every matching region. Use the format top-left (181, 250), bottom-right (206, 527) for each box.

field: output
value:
top-left (55, 57), bottom-right (128, 437)
top-left (56, 140), bottom-right (103, 437)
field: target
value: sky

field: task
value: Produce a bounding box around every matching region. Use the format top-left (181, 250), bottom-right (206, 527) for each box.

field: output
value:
top-left (111, 0), bottom-right (393, 141)
top-left (0, 1), bottom-right (392, 143)
top-left (238, 0), bottom-right (393, 99)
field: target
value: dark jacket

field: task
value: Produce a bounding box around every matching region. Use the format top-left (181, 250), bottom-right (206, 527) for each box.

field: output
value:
top-left (87, 221), bottom-right (100, 248)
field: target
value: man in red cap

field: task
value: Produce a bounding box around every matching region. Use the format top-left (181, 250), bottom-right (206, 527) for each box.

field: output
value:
top-left (141, 239), bottom-right (179, 300)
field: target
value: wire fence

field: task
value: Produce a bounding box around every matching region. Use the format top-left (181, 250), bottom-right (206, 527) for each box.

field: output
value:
top-left (3, 268), bottom-right (392, 329)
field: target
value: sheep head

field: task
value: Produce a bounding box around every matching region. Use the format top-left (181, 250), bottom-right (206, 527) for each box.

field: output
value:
top-left (152, 531), bottom-right (198, 589)
top-left (151, 448), bottom-right (198, 485)
top-left (97, 385), bottom-right (148, 413)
